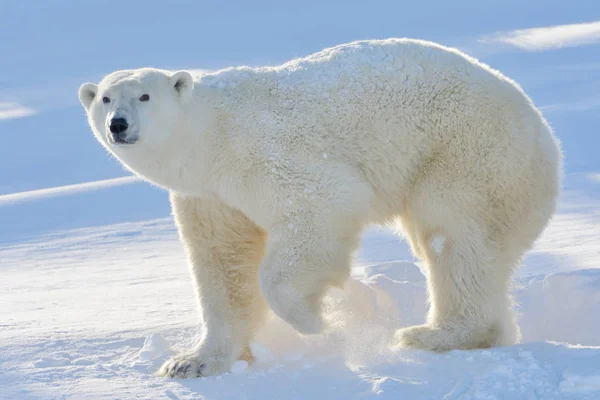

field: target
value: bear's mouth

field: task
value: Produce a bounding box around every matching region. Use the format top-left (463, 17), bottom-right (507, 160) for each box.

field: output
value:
top-left (114, 137), bottom-right (138, 145)
top-left (107, 134), bottom-right (138, 145)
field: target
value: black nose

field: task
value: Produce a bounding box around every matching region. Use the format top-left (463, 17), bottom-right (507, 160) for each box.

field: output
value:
top-left (109, 118), bottom-right (128, 135)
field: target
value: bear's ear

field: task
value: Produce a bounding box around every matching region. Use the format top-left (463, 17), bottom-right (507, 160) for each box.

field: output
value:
top-left (78, 83), bottom-right (98, 111)
top-left (170, 71), bottom-right (194, 104)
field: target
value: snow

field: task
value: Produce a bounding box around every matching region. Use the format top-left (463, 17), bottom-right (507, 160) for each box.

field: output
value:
top-left (2, 190), bottom-right (600, 399)
top-left (2, 1), bottom-right (600, 399)
top-left (430, 235), bottom-right (445, 255)
top-left (138, 334), bottom-right (174, 362)
top-left (231, 361), bottom-right (249, 374)
top-left (0, 176), bottom-right (139, 206)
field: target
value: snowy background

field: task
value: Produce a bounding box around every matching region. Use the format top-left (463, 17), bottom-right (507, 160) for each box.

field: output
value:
top-left (1, 1), bottom-right (600, 399)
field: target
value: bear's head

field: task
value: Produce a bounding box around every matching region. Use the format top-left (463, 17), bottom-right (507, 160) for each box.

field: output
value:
top-left (78, 68), bottom-right (194, 159)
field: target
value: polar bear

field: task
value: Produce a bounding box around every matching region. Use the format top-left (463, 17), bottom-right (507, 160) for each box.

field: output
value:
top-left (79, 38), bottom-right (561, 378)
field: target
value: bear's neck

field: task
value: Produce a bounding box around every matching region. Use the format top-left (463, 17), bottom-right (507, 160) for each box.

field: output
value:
top-left (146, 85), bottom-right (224, 197)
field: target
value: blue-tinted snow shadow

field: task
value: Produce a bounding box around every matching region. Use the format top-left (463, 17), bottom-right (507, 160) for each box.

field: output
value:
top-left (0, 180), bottom-right (170, 244)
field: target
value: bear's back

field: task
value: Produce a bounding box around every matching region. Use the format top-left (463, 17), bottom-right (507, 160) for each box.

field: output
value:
top-left (198, 39), bottom-right (495, 94)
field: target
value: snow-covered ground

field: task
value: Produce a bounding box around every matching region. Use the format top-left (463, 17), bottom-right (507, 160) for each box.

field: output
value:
top-left (1, 1), bottom-right (600, 399)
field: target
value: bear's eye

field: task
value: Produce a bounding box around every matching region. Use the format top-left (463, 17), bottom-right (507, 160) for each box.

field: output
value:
top-left (102, 97), bottom-right (110, 104)
top-left (139, 94), bottom-right (150, 102)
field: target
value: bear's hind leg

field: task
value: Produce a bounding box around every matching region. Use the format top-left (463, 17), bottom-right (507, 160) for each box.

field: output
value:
top-left (394, 236), bottom-right (521, 351)
top-left (158, 193), bottom-right (269, 378)
top-left (395, 204), bottom-right (522, 351)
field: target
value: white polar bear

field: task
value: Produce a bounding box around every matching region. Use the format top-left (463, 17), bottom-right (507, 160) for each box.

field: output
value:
top-left (79, 38), bottom-right (561, 378)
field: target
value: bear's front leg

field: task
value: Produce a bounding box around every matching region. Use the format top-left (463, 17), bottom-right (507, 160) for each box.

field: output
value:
top-left (259, 215), bottom-right (361, 335)
top-left (158, 194), bottom-right (269, 378)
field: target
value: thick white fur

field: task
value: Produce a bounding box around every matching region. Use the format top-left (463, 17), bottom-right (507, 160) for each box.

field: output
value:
top-left (79, 39), bottom-right (562, 378)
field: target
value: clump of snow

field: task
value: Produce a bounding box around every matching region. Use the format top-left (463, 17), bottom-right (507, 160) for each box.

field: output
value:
top-left (231, 360), bottom-right (248, 374)
top-left (249, 343), bottom-right (275, 363)
top-left (138, 333), bottom-right (173, 361)
top-left (33, 356), bottom-right (71, 368)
